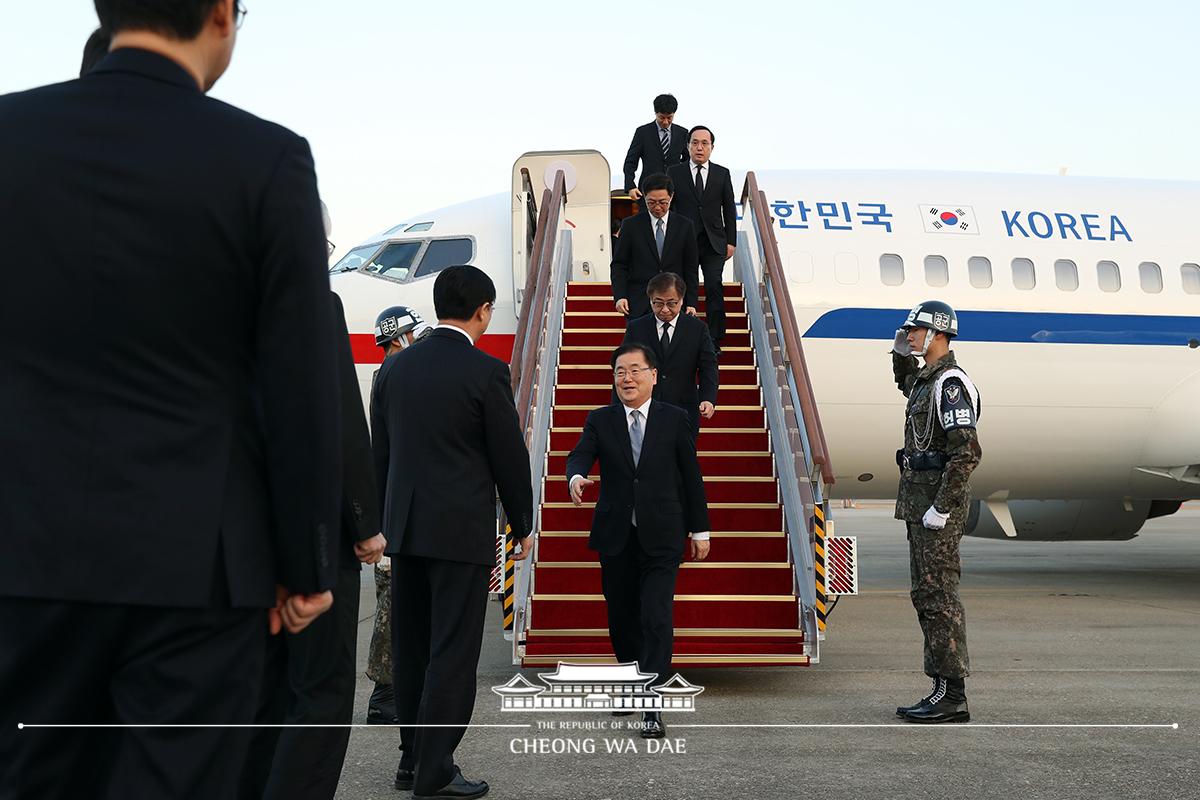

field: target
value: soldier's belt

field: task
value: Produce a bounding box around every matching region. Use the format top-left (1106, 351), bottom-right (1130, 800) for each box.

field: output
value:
top-left (897, 449), bottom-right (947, 471)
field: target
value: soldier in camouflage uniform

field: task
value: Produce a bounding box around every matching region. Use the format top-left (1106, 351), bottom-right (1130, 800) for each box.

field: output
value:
top-left (365, 306), bottom-right (432, 724)
top-left (891, 300), bottom-right (982, 724)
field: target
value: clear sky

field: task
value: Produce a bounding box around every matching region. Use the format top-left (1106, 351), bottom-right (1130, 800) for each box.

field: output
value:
top-left (3, 0), bottom-right (1197, 255)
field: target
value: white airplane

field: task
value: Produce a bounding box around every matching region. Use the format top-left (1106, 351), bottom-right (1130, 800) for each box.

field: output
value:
top-left (330, 150), bottom-right (1200, 542)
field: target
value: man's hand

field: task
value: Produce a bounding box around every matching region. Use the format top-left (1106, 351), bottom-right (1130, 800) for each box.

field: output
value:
top-left (690, 539), bottom-right (711, 561)
top-left (685, 306), bottom-right (697, 317)
top-left (892, 329), bottom-right (912, 356)
top-left (569, 475), bottom-right (595, 506)
top-left (512, 534), bottom-right (535, 561)
top-left (922, 506), bottom-right (949, 531)
top-left (269, 585), bottom-right (334, 635)
top-left (699, 401), bottom-right (715, 419)
top-left (615, 299), bottom-right (630, 316)
top-left (725, 244), bottom-right (736, 261)
top-left (629, 188), bottom-right (642, 201)
top-left (354, 533), bottom-right (386, 565)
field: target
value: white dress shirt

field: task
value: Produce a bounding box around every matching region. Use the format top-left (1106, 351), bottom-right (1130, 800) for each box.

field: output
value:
top-left (658, 317), bottom-right (676, 345)
top-left (571, 397), bottom-right (709, 540)
top-left (651, 209), bottom-right (670, 237)
top-left (434, 323), bottom-right (474, 345)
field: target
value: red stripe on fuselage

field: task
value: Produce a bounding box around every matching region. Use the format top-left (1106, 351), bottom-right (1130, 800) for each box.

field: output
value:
top-left (349, 333), bottom-right (516, 365)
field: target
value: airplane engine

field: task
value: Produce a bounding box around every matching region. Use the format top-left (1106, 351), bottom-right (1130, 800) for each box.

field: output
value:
top-left (965, 498), bottom-right (1183, 542)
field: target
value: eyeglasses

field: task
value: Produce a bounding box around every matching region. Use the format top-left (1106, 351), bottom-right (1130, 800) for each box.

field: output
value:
top-left (650, 299), bottom-right (680, 309)
top-left (689, 141), bottom-right (712, 149)
top-left (613, 367), bottom-right (651, 380)
top-left (645, 198), bottom-right (671, 207)
top-left (234, 1), bottom-right (248, 29)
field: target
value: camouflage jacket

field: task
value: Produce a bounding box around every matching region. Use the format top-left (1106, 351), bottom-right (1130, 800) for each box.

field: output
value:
top-left (893, 351), bottom-right (982, 525)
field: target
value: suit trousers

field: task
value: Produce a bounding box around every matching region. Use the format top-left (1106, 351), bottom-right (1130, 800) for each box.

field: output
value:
top-left (392, 555), bottom-right (490, 795)
top-left (599, 526), bottom-right (682, 687)
top-left (0, 596), bottom-right (264, 800)
top-left (239, 564), bottom-right (362, 800)
top-left (698, 239), bottom-right (727, 345)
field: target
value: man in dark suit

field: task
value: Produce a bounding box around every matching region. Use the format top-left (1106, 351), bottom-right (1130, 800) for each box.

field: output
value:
top-left (566, 344), bottom-right (710, 740)
top-left (622, 93), bottom-right (688, 203)
top-left (611, 173), bottom-right (700, 321)
top-left (0, 2), bottom-right (338, 798)
top-left (372, 265), bottom-right (534, 800)
top-left (668, 125), bottom-right (738, 353)
top-left (623, 272), bottom-right (719, 437)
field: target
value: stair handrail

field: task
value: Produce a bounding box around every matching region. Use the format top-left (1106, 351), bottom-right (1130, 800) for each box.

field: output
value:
top-left (509, 181), bottom-right (553, 398)
top-left (741, 172), bottom-right (835, 491)
top-left (520, 167), bottom-right (539, 273)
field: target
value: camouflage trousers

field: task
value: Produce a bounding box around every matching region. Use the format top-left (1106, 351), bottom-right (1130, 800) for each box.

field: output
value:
top-left (366, 562), bottom-right (392, 685)
top-left (907, 523), bottom-right (970, 679)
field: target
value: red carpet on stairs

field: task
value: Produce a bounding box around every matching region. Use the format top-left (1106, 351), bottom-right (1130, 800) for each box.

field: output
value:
top-left (524, 281), bottom-right (809, 668)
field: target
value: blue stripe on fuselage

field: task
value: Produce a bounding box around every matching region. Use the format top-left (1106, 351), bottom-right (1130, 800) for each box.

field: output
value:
top-left (803, 308), bottom-right (1200, 346)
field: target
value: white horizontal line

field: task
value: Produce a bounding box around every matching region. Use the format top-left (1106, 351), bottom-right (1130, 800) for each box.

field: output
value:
top-left (671, 723), bottom-right (1180, 729)
top-left (18, 723), bottom-right (530, 730)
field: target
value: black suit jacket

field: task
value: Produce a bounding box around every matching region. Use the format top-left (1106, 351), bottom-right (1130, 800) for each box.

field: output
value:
top-left (371, 328), bottom-right (533, 566)
top-left (611, 213), bottom-right (700, 316)
top-left (622, 314), bottom-right (718, 431)
top-left (623, 121), bottom-right (689, 192)
top-left (332, 293), bottom-right (380, 569)
top-left (668, 160), bottom-right (738, 254)
top-left (565, 401), bottom-right (709, 559)
top-left (0, 49), bottom-right (340, 608)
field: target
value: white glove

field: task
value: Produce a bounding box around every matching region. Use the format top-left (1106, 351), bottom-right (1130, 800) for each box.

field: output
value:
top-left (922, 506), bottom-right (949, 530)
top-left (892, 329), bottom-right (912, 356)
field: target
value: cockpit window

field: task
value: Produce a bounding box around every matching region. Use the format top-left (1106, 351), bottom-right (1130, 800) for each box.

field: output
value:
top-left (405, 222), bottom-right (434, 232)
top-left (414, 238), bottom-right (474, 278)
top-left (329, 244), bottom-right (380, 273)
top-left (362, 241), bottom-right (423, 281)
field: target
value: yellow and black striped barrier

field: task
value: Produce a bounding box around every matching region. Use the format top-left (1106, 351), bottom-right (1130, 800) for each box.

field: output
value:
top-left (502, 524), bottom-right (516, 631)
top-left (813, 502), bottom-right (828, 633)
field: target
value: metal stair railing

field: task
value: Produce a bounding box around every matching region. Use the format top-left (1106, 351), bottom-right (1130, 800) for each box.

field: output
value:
top-left (736, 171), bottom-right (837, 656)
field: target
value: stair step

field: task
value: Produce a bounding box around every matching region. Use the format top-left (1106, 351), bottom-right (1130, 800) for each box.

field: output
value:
top-left (533, 562), bottom-right (794, 595)
top-left (566, 297), bottom-right (746, 314)
top-left (546, 451), bottom-right (775, 477)
top-left (556, 364), bottom-right (759, 385)
top-left (525, 639), bottom-right (804, 656)
top-left (543, 475), bottom-right (777, 504)
top-left (567, 281), bottom-right (744, 299)
top-left (541, 503), bottom-right (782, 532)
top-left (535, 532), bottom-right (789, 562)
top-left (550, 405), bottom-right (764, 429)
top-left (563, 312), bottom-right (747, 329)
top-left (553, 385), bottom-right (761, 406)
top-left (550, 427), bottom-right (768, 452)
top-left (520, 653), bottom-right (810, 667)
top-left (530, 594), bottom-right (799, 629)
top-left (558, 346), bottom-right (754, 366)
top-left (560, 329), bottom-right (751, 348)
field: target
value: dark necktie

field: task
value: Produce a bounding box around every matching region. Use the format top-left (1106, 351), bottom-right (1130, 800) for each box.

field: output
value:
top-left (660, 321), bottom-right (671, 353)
top-left (694, 164), bottom-right (704, 197)
top-left (660, 128), bottom-right (670, 159)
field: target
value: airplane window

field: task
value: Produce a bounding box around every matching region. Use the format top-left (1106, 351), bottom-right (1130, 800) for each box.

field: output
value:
top-left (1054, 259), bottom-right (1079, 291)
top-left (879, 254), bottom-right (904, 286)
top-left (834, 253), bottom-right (860, 285)
top-left (968, 256), bottom-right (992, 288)
top-left (414, 237), bottom-right (474, 279)
top-left (405, 222), bottom-right (435, 232)
top-left (1011, 258), bottom-right (1036, 290)
top-left (364, 241), bottom-right (423, 281)
top-left (330, 243), bottom-right (380, 274)
top-left (1139, 262), bottom-right (1163, 294)
top-left (1182, 264), bottom-right (1200, 295)
top-left (383, 222), bottom-right (409, 236)
top-left (924, 255), bottom-right (949, 287)
top-left (1097, 261), bottom-right (1121, 292)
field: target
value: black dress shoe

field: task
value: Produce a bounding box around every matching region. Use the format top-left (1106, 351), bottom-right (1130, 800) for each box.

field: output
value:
top-left (394, 766), bottom-right (414, 791)
top-left (413, 767), bottom-right (489, 799)
top-left (896, 677), bottom-right (944, 718)
top-left (640, 711), bottom-right (665, 739)
top-left (368, 682), bottom-right (399, 725)
top-left (902, 697), bottom-right (970, 724)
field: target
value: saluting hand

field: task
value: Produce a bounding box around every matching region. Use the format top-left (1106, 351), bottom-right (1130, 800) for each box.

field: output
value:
top-left (569, 476), bottom-right (594, 506)
top-left (699, 401), bottom-right (715, 419)
top-left (269, 585), bottom-right (334, 635)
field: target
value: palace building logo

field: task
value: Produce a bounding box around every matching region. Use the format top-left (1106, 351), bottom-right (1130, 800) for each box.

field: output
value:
top-left (492, 662), bottom-right (704, 713)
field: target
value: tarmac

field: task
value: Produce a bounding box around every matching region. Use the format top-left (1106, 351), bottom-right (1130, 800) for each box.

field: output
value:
top-left (336, 503), bottom-right (1200, 800)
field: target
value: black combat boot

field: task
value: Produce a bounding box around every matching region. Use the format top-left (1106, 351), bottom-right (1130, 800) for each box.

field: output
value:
top-left (896, 676), bottom-right (945, 717)
top-left (902, 676), bottom-right (969, 723)
top-left (366, 682), bottom-right (399, 725)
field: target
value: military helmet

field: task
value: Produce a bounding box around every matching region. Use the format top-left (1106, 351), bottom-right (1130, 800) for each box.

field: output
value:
top-left (901, 300), bottom-right (958, 338)
top-left (374, 305), bottom-right (427, 346)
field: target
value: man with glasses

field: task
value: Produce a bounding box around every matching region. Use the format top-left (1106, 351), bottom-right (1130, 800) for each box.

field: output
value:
top-left (0, 1), bottom-right (338, 798)
top-left (622, 272), bottom-right (719, 438)
top-left (567, 344), bottom-right (710, 740)
top-left (668, 125), bottom-right (737, 355)
top-left (611, 173), bottom-right (700, 322)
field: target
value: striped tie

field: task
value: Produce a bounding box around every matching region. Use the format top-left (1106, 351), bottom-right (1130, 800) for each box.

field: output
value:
top-left (660, 128), bottom-right (669, 160)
